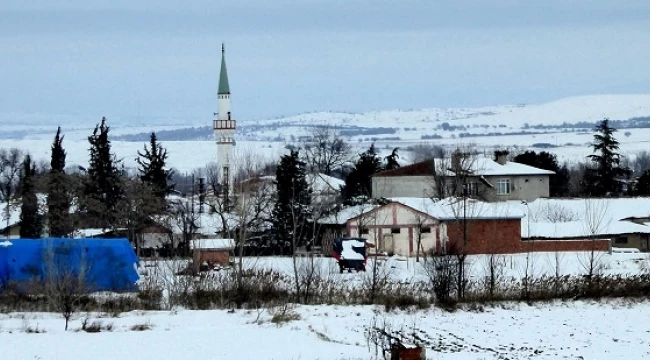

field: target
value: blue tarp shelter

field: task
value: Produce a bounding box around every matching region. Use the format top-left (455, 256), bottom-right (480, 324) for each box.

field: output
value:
top-left (0, 238), bottom-right (139, 292)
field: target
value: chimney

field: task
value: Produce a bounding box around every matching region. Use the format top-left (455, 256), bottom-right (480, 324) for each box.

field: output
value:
top-left (494, 150), bottom-right (509, 165)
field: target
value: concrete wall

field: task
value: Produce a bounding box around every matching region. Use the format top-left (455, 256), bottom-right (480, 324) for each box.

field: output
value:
top-left (483, 175), bottom-right (550, 202)
top-left (372, 174), bottom-right (550, 202)
top-left (372, 176), bottom-right (432, 198)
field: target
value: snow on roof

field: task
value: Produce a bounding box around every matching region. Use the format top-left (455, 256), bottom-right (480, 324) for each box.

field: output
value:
top-left (0, 241), bottom-right (12, 247)
top-left (74, 228), bottom-right (127, 238)
top-left (320, 198), bottom-right (524, 224)
top-left (190, 238), bottom-right (235, 250)
top-left (374, 156), bottom-right (554, 178)
top-left (237, 173), bottom-right (344, 194)
top-left (472, 156), bottom-right (555, 176)
top-left (391, 197), bottom-right (526, 220)
top-left (318, 203), bottom-right (379, 225)
top-left (514, 197), bottom-right (650, 239)
top-left (309, 173), bottom-right (345, 193)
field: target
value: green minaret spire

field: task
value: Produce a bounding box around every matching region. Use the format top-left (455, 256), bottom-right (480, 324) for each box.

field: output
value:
top-left (218, 43), bottom-right (230, 95)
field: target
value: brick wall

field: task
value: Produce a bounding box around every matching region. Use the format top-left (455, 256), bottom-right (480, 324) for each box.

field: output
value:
top-left (193, 249), bottom-right (230, 270)
top-left (523, 238), bottom-right (610, 252)
top-left (445, 219), bottom-right (522, 254)
top-left (444, 219), bottom-right (610, 254)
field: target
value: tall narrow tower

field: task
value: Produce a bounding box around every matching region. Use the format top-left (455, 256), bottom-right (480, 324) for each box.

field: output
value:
top-left (213, 43), bottom-right (236, 209)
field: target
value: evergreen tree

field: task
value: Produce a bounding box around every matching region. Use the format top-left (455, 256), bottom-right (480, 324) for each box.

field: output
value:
top-left (48, 127), bottom-right (72, 237)
top-left (384, 147), bottom-right (401, 171)
top-left (84, 117), bottom-right (123, 228)
top-left (582, 119), bottom-right (630, 196)
top-left (137, 132), bottom-right (174, 202)
top-left (271, 150), bottom-right (312, 254)
top-left (513, 150), bottom-right (570, 197)
top-left (342, 143), bottom-right (383, 204)
top-left (19, 154), bottom-right (41, 238)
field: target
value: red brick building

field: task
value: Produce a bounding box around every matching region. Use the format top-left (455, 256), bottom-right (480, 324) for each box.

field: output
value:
top-left (320, 198), bottom-right (611, 256)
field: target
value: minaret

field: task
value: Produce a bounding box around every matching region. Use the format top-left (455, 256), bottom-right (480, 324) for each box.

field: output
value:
top-left (213, 43), bottom-right (236, 209)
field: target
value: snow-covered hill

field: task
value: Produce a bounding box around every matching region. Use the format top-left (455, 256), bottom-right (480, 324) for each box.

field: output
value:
top-left (4, 94), bottom-right (650, 170)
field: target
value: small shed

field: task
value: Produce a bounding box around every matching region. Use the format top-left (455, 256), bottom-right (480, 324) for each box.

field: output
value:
top-left (190, 238), bottom-right (235, 270)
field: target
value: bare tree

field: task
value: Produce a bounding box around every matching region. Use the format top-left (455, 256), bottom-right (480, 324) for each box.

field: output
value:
top-left (168, 196), bottom-right (200, 257)
top-left (429, 147), bottom-right (483, 300)
top-left (0, 148), bottom-right (25, 237)
top-left (207, 150), bottom-right (275, 308)
top-left (301, 125), bottom-right (352, 176)
top-left (579, 198), bottom-right (611, 282)
top-left (43, 241), bottom-right (91, 330)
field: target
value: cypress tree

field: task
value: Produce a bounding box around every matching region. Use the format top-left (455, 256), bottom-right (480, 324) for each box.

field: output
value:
top-left (136, 132), bottom-right (174, 202)
top-left (342, 143), bottom-right (383, 204)
top-left (582, 119), bottom-right (630, 196)
top-left (84, 117), bottom-right (123, 228)
top-left (271, 150), bottom-right (312, 254)
top-left (47, 127), bottom-right (72, 237)
top-left (19, 154), bottom-right (41, 238)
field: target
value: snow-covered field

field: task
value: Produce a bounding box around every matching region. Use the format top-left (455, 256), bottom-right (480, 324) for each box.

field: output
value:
top-left (3, 252), bottom-right (649, 359)
top-left (2, 300), bottom-right (650, 359)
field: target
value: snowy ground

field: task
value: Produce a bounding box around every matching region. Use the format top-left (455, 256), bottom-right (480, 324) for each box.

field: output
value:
top-left (2, 300), bottom-right (650, 360)
top-left (2, 252), bottom-right (650, 359)
top-left (233, 251), bottom-right (650, 284)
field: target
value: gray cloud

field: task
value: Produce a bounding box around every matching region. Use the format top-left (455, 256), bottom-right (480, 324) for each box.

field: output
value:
top-left (2, 0), bottom-right (650, 121)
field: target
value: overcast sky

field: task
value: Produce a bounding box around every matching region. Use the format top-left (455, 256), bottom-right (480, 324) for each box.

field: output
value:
top-left (2, 0), bottom-right (650, 121)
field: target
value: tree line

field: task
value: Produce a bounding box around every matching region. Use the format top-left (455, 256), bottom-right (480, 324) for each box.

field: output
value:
top-left (0, 118), bottom-right (646, 255)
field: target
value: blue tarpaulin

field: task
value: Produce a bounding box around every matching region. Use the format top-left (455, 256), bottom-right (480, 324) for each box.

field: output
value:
top-left (0, 238), bottom-right (139, 292)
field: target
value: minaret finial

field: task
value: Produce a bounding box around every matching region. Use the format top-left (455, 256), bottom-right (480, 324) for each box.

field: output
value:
top-left (222, 43), bottom-right (225, 54)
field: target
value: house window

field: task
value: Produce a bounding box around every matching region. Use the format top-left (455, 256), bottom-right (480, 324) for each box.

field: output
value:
top-left (421, 227), bottom-right (431, 234)
top-left (496, 178), bottom-right (511, 195)
top-left (464, 182), bottom-right (478, 196)
top-left (615, 236), bottom-right (628, 244)
top-left (360, 227), bottom-right (369, 235)
top-left (391, 228), bottom-right (401, 234)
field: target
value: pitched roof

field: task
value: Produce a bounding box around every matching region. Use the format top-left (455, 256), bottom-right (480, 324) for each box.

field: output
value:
top-left (373, 156), bottom-right (554, 178)
top-left (373, 160), bottom-right (435, 177)
top-left (319, 197), bottom-right (524, 224)
top-left (218, 44), bottom-right (230, 95)
top-left (514, 197), bottom-right (650, 239)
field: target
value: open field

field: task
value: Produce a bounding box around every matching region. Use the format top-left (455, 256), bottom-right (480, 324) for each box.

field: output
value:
top-left (1, 300), bottom-right (650, 359)
top-left (1, 252), bottom-right (650, 359)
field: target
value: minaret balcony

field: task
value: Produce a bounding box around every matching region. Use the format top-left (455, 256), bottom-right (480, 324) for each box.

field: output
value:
top-left (214, 119), bottom-right (236, 130)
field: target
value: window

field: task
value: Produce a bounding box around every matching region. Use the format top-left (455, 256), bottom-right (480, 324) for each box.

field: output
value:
top-left (465, 182), bottom-right (478, 196)
top-left (391, 228), bottom-right (401, 234)
top-left (615, 236), bottom-right (628, 244)
top-left (421, 227), bottom-right (431, 234)
top-left (496, 178), bottom-right (511, 195)
top-left (360, 227), bottom-right (369, 235)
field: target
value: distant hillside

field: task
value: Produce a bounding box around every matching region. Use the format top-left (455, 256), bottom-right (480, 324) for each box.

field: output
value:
top-left (110, 94), bottom-right (650, 142)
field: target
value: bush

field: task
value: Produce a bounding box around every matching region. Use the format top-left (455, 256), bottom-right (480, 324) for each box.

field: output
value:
top-left (130, 322), bottom-right (153, 331)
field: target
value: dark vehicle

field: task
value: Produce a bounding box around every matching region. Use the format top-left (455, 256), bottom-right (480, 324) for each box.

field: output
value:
top-left (331, 237), bottom-right (368, 273)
